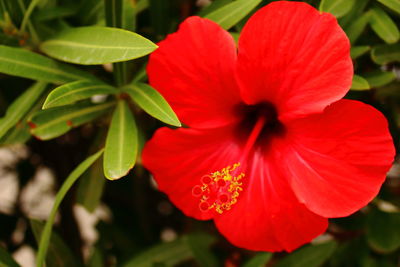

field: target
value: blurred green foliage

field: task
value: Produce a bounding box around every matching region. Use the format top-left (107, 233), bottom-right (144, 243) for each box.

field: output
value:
top-left (0, 0), bottom-right (399, 266)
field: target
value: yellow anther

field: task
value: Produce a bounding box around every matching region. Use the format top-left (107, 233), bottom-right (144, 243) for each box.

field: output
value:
top-left (192, 163), bottom-right (245, 214)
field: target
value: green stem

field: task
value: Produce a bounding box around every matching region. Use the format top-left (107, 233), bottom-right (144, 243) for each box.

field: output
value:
top-left (105, 0), bottom-right (127, 86)
top-left (35, 149), bottom-right (104, 267)
top-left (16, 0), bottom-right (39, 44)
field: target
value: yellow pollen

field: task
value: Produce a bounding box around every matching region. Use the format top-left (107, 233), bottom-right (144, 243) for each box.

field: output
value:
top-left (192, 163), bottom-right (244, 214)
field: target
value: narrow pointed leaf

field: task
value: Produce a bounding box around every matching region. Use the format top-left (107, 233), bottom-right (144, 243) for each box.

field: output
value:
top-left (378, 0), bottom-right (400, 15)
top-left (275, 241), bottom-right (337, 267)
top-left (319, 0), bottom-right (356, 18)
top-left (350, 46), bottom-right (370, 59)
top-left (346, 12), bottom-right (371, 44)
top-left (43, 80), bottom-right (116, 109)
top-left (198, 0), bottom-right (233, 16)
top-left (77, 156), bottom-right (106, 212)
top-left (0, 246), bottom-right (20, 267)
top-left (371, 44), bottom-right (400, 64)
top-left (205, 0), bottom-right (262, 30)
top-left (364, 71), bottom-right (396, 87)
top-left (103, 100), bottom-right (138, 180)
top-left (29, 101), bottom-right (115, 140)
top-left (40, 26), bottom-right (158, 65)
top-left (351, 75), bottom-right (370, 90)
top-left (124, 83), bottom-right (180, 127)
top-left (0, 45), bottom-right (95, 84)
top-left (0, 82), bottom-right (47, 139)
top-left (35, 150), bottom-right (104, 267)
top-left (369, 6), bottom-right (400, 44)
top-left (30, 220), bottom-right (82, 267)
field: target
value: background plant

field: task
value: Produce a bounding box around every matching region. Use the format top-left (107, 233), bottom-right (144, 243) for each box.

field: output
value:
top-left (0, 0), bottom-right (399, 266)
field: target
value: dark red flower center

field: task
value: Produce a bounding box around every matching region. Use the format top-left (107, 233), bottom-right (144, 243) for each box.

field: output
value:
top-left (235, 101), bottom-right (286, 149)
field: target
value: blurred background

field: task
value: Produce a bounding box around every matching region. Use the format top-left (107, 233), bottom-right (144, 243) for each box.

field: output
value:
top-left (0, 0), bottom-right (400, 266)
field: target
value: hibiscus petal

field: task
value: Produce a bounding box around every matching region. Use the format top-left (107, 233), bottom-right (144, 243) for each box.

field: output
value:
top-left (236, 1), bottom-right (353, 120)
top-left (214, 147), bottom-right (328, 252)
top-left (142, 126), bottom-right (243, 220)
top-left (284, 100), bottom-right (395, 218)
top-left (147, 16), bottom-right (241, 129)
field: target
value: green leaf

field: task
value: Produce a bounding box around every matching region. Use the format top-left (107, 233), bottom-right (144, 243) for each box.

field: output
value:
top-left (345, 12), bottom-right (371, 44)
top-left (275, 241), bottom-right (337, 267)
top-left (371, 44), bottom-right (400, 64)
top-left (205, 0), bottom-right (261, 30)
top-left (103, 100), bottom-right (138, 180)
top-left (35, 6), bottom-right (77, 21)
top-left (185, 234), bottom-right (218, 267)
top-left (77, 155), bottom-right (106, 212)
top-left (0, 246), bottom-right (20, 267)
top-left (123, 83), bottom-right (180, 127)
top-left (30, 220), bottom-right (82, 267)
top-left (0, 82), bottom-right (47, 140)
top-left (123, 239), bottom-right (191, 267)
top-left (243, 253), bottom-right (272, 267)
top-left (43, 80), bottom-right (116, 109)
top-left (40, 26), bottom-right (158, 65)
top-left (351, 75), bottom-right (370, 90)
top-left (197, 0), bottom-right (233, 16)
top-left (0, 45), bottom-right (96, 84)
top-left (35, 149), bottom-right (104, 267)
top-left (364, 71), bottom-right (396, 87)
top-left (369, 6), bottom-right (400, 44)
top-left (319, 0), bottom-right (356, 18)
top-left (367, 209), bottom-right (400, 253)
top-left (350, 46), bottom-right (370, 59)
top-left (378, 0), bottom-right (400, 15)
top-left (29, 101), bottom-right (115, 140)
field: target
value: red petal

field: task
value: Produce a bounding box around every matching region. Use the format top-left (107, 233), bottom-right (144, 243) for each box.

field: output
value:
top-left (284, 100), bottom-right (395, 218)
top-left (214, 149), bottom-right (328, 252)
top-left (147, 16), bottom-right (241, 129)
top-left (236, 1), bottom-right (353, 120)
top-left (142, 126), bottom-right (242, 220)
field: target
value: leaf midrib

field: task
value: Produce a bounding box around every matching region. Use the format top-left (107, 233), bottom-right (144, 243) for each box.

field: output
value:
top-left (33, 102), bottom-right (114, 132)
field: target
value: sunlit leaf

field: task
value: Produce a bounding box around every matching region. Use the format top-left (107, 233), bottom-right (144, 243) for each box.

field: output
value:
top-left (30, 220), bottom-right (82, 267)
top-left (367, 209), bottom-right (400, 253)
top-left (123, 83), bottom-right (181, 127)
top-left (198, 0), bottom-right (233, 16)
top-left (103, 100), bottom-right (138, 180)
top-left (0, 82), bottom-right (47, 139)
top-left (350, 46), bottom-right (370, 59)
top-left (377, 0), bottom-right (400, 15)
top-left (40, 26), bottom-right (157, 65)
top-left (43, 80), bottom-right (116, 109)
top-left (369, 6), bottom-right (400, 44)
top-left (346, 12), bottom-right (371, 43)
top-left (371, 43), bottom-right (400, 64)
top-left (205, 0), bottom-right (261, 30)
top-left (29, 101), bottom-right (115, 140)
top-left (319, 0), bottom-right (356, 18)
top-left (351, 75), bottom-right (370, 90)
top-left (0, 45), bottom-right (95, 84)
top-left (275, 241), bottom-right (337, 267)
top-left (364, 71), bottom-right (396, 88)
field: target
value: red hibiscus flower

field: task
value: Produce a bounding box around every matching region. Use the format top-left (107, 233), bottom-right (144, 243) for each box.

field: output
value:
top-left (142, 1), bottom-right (395, 252)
